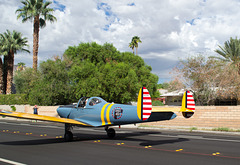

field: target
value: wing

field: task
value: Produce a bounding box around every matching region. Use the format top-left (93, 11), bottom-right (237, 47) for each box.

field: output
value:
top-left (0, 110), bottom-right (92, 126)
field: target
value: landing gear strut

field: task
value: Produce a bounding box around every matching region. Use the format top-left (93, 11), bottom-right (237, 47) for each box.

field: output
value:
top-left (64, 124), bottom-right (73, 142)
top-left (105, 126), bottom-right (116, 138)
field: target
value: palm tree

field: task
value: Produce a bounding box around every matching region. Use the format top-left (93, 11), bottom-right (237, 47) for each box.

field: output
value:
top-left (0, 30), bottom-right (29, 94)
top-left (130, 36), bottom-right (142, 55)
top-left (17, 62), bottom-right (26, 71)
top-left (16, 0), bottom-right (57, 71)
top-left (129, 42), bottom-right (135, 54)
top-left (0, 57), bottom-right (3, 94)
top-left (214, 37), bottom-right (240, 74)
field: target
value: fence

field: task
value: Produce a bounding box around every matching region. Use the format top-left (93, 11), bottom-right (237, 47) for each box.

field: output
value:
top-left (149, 106), bottom-right (240, 129)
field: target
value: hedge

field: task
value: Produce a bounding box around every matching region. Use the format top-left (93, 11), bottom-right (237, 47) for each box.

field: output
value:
top-left (0, 94), bottom-right (28, 105)
top-left (152, 100), bottom-right (164, 106)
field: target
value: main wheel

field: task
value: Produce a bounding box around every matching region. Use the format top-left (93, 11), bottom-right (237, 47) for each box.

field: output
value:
top-left (64, 131), bottom-right (73, 142)
top-left (107, 128), bottom-right (116, 138)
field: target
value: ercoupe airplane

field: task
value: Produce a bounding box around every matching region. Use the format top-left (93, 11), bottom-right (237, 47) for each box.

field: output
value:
top-left (0, 87), bottom-right (195, 141)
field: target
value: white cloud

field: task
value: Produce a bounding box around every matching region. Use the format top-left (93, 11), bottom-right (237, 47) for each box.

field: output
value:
top-left (1, 0), bottom-right (240, 82)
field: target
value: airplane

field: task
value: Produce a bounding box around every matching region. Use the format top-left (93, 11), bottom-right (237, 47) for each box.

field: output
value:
top-left (0, 87), bottom-right (195, 142)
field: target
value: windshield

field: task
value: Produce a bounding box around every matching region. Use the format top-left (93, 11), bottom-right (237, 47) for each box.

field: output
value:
top-left (78, 97), bottom-right (89, 108)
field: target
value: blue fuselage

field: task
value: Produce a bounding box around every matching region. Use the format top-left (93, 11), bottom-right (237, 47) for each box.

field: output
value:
top-left (57, 97), bottom-right (177, 127)
top-left (57, 102), bottom-right (140, 127)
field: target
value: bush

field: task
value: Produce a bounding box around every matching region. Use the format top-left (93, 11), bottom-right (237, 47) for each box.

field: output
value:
top-left (152, 100), bottom-right (164, 106)
top-left (0, 94), bottom-right (28, 105)
top-left (212, 127), bottom-right (230, 132)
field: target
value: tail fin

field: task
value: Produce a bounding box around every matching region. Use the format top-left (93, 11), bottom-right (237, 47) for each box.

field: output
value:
top-left (137, 87), bottom-right (152, 121)
top-left (180, 91), bottom-right (195, 118)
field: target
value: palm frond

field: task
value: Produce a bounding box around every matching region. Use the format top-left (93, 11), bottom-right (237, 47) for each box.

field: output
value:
top-left (39, 18), bottom-right (46, 28)
top-left (215, 37), bottom-right (240, 63)
top-left (16, 0), bottom-right (56, 26)
top-left (0, 30), bottom-right (30, 55)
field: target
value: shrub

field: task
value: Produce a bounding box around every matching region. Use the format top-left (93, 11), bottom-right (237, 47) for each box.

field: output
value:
top-left (212, 127), bottom-right (230, 132)
top-left (152, 100), bottom-right (164, 106)
top-left (0, 94), bottom-right (28, 105)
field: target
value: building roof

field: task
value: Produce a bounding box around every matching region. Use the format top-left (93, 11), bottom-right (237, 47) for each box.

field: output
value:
top-left (160, 89), bottom-right (186, 97)
top-left (158, 89), bottom-right (168, 95)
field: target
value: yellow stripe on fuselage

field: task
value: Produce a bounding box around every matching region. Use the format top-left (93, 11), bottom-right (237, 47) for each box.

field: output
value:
top-left (106, 104), bottom-right (114, 125)
top-left (101, 103), bottom-right (110, 125)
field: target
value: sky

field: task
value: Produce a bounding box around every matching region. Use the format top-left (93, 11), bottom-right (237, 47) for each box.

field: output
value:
top-left (1, 0), bottom-right (240, 83)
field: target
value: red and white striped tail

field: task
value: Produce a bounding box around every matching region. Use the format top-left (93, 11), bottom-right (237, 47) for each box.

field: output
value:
top-left (137, 87), bottom-right (152, 121)
top-left (186, 91), bottom-right (195, 111)
top-left (181, 91), bottom-right (195, 118)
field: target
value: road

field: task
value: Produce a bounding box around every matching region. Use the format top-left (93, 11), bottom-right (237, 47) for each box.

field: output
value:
top-left (0, 120), bottom-right (240, 165)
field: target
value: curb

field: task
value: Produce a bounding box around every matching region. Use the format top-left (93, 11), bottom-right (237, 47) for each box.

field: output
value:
top-left (137, 126), bottom-right (240, 135)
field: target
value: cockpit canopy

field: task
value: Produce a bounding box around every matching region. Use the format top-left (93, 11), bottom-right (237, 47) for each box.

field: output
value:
top-left (89, 98), bottom-right (102, 106)
top-left (78, 97), bottom-right (89, 108)
top-left (77, 97), bottom-right (106, 108)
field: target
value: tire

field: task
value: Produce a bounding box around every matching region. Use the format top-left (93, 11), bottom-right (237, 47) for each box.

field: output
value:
top-left (107, 128), bottom-right (115, 138)
top-left (64, 131), bottom-right (73, 142)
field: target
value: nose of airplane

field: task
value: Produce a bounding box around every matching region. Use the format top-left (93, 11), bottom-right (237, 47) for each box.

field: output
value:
top-left (57, 107), bottom-right (71, 118)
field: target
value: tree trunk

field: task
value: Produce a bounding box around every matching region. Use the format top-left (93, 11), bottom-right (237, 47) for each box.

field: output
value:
top-left (136, 47), bottom-right (138, 55)
top-left (238, 63), bottom-right (240, 75)
top-left (33, 15), bottom-right (40, 71)
top-left (0, 58), bottom-right (3, 94)
top-left (6, 51), bottom-right (14, 94)
top-left (3, 55), bottom-right (8, 94)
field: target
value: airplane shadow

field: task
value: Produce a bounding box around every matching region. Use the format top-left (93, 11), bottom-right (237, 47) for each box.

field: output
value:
top-left (0, 130), bottom-right (189, 147)
top-left (104, 131), bottom-right (189, 147)
top-left (74, 132), bottom-right (189, 147)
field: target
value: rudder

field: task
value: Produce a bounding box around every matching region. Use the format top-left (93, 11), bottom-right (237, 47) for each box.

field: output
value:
top-left (180, 91), bottom-right (195, 118)
top-left (137, 87), bottom-right (152, 121)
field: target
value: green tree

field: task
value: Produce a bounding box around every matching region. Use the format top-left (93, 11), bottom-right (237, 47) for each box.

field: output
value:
top-left (16, 0), bottom-right (57, 70)
top-left (14, 59), bottom-right (72, 105)
top-left (0, 30), bottom-right (29, 94)
top-left (214, 37), bottom-right (240, 74)
top-left (27, 59), bottom-right (72, 105)
top-left (14, 42), bottom-right (158, 105)
top-left (129, 36), bottom-right (142, 55)
top-left (65, 42), bottom-right (158, 103)
top-left (14, 68), bottom-right (40, 94)
top-left (157, 83), bottom-right (170, 89)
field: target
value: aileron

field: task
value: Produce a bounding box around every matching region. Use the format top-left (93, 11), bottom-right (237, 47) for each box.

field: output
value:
top-left (0, 110), bottom-right (91, 126)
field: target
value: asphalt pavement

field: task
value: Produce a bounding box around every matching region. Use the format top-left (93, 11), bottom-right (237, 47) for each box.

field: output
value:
top-left (0, 120), bottom-right (240, 165)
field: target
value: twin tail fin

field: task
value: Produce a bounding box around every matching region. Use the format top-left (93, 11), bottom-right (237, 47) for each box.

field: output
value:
top-left (180, 91), bottom-right (195, 118)
top-left (137, 87), bottom-right (152, 121)
top-left (137, 88), bottom-right (195, 120)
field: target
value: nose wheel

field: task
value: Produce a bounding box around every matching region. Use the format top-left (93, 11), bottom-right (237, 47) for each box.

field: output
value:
top-left (105, 127), bottom-right (116, 138)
